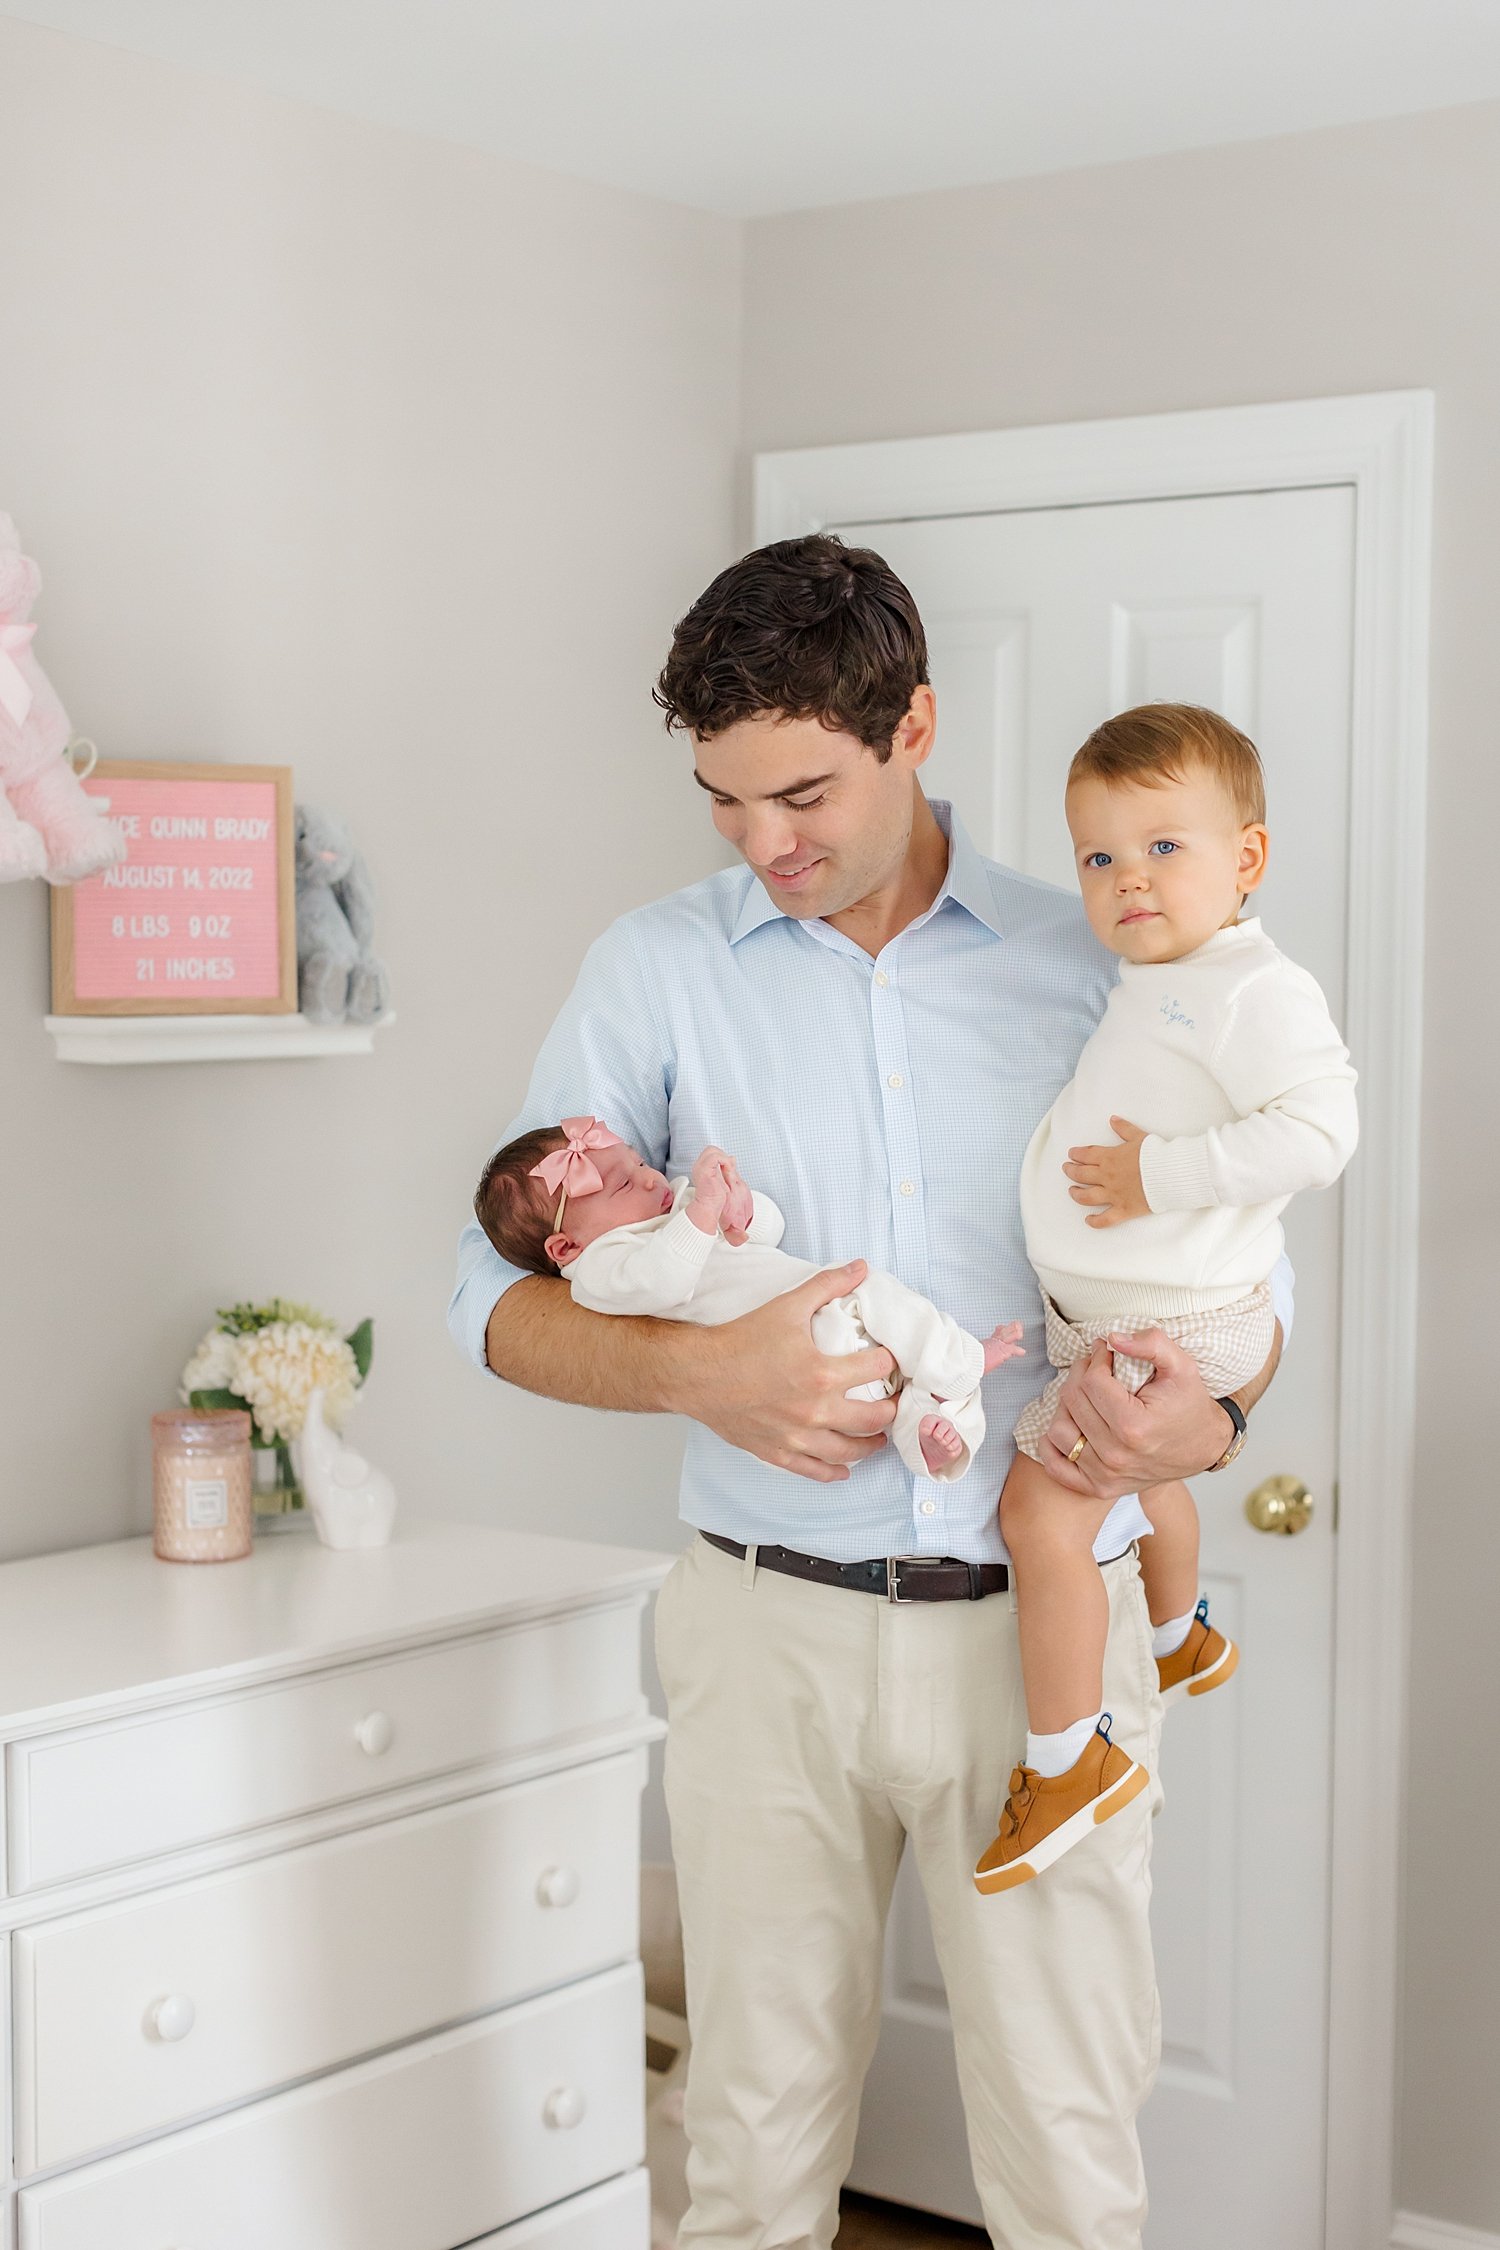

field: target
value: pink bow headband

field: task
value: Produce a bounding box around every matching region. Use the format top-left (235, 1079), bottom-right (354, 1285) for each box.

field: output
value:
top-left (530, 1116), bottom-right (623, 1233)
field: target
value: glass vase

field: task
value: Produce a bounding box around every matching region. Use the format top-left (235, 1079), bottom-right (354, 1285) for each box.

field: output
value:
top-left (251, 1440), bottom-right (307, 1530)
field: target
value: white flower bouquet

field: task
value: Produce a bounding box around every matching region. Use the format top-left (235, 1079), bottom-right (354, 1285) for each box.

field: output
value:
top-left (181, 1299), bottom-right (373, 1519)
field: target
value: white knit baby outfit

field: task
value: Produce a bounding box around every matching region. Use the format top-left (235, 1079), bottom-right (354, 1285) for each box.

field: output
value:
top-left (563, 1183), bottom-right (990, 1481)
top-left (1014, 917), bottom-right (1358, 1458)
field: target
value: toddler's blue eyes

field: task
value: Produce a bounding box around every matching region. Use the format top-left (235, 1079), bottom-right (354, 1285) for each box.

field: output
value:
top-left (1083, 843), bottom-right (1178, 867)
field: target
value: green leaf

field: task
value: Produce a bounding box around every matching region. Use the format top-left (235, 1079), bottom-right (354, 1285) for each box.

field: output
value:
top-left (189, 1387), bottom-right (249, 1414)
top-left (345, 1318), bottom-right (374, 1383)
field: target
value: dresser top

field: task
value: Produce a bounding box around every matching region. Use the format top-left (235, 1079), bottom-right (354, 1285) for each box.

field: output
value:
top-left (0, 1518), bottom-right (675, 1732)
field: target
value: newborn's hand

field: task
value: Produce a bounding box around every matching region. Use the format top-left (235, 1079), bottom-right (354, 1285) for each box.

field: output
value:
top-left (721, 1155), bottom-right (754, 1245)
top-left (689, 1146), bottom-right (733, 1230)
top-left (1064, 1117), bottom-right (1151, 1227)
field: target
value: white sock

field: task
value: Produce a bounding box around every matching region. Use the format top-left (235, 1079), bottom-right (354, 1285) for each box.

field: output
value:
top-left (1152, 1605), bottom-right (1199, 1660)
top-left (1026, 1710), bottom-right (1104, 1780)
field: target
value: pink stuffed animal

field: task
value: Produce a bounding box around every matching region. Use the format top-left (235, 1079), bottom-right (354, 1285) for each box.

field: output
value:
top-left (0, 514), bottom-right (125, 885)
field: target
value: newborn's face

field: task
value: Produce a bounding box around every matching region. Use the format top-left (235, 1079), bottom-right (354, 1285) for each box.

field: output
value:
top-left (563, 1142), bottom-right (674, 1250)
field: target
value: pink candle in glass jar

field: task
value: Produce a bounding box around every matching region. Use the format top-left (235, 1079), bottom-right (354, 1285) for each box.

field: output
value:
top-left (152, 1409), bottom-right (254, 1563)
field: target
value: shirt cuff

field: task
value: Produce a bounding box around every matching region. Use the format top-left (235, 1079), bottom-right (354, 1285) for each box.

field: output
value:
top-left (658, 1206), bottom-right (719, 1266)
top-left (1139, 1132), bottom-right (1217, 1213)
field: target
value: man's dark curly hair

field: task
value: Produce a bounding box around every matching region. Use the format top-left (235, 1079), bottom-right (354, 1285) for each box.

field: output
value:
top-left (653, 534), bottom-right (929, 761)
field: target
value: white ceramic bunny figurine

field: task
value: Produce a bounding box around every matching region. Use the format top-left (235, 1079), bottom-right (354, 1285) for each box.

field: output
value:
top-left (292, 1388), bottom-right (397, 1550)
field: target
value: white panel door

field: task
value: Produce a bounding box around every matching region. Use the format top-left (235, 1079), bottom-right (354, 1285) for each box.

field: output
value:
top-left (835, 486), bottom-right (1354, 2249)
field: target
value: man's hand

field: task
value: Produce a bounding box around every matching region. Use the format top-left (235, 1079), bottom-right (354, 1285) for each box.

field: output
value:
top-left (1038, 1325), bottom-right (1256, 1498)
top-left (673, 1260), bottom-right (897, 1483)
top-left (1064, 1117), bottom-right (1151, 1227)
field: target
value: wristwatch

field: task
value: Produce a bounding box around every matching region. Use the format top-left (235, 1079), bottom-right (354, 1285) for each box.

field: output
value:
top-left (1205, 1393), bottom-right (1248, 1472)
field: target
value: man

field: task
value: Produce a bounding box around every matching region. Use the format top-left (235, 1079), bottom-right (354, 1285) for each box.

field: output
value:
top-left (449, 536), bottom-right (1284, 2249)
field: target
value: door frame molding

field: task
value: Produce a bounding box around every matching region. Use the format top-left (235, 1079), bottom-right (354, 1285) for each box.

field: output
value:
top-left (756, 390), bottom-right (1433, 2250)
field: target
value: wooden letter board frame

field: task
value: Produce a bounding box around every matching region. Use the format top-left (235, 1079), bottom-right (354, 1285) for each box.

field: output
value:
top-left (50, 761), bottom-right (297, 1016)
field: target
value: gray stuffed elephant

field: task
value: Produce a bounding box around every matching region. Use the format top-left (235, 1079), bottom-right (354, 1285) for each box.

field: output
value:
top-left (294, 804), bottom-right (390, 1027)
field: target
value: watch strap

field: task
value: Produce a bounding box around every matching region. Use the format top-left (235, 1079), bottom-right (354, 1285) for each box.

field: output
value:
top-left (1207, 1393), bottom-right (1248, 1472)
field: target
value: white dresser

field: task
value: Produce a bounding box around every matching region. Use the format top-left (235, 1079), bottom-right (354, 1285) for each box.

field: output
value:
top-left (0, 1518), bottom-right (672, 2250)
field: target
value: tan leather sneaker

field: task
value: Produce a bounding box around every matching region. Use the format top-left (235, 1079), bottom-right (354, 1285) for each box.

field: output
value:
top-left (973, 1718), bottom-right (1149, 1895)
top-left (1157, 1597), bottom-right (1239, 1707)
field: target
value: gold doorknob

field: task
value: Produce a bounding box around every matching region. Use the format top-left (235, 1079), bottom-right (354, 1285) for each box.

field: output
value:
top-left (1244, 1474), bottom-right (1314, 1536)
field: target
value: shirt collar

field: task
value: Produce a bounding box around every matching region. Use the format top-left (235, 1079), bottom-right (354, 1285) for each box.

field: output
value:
top-left (728, 799), bottom-right (1004, 947)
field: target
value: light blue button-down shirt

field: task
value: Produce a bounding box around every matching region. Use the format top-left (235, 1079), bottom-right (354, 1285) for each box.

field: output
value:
top-left (448, 804), bottom-right (1290, 1564)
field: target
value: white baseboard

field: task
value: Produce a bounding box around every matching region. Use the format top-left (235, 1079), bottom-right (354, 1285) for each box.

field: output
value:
top-left (1393, 2213), bottom-right (1500, 2250)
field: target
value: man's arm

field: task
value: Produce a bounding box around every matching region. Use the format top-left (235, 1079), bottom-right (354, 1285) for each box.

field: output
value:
top-left (447, 919), bottom-right (676, 1375)
top-left (1037, 1318), bottom-right (1282, 1499)
top-left (485, 1274), bottom-right (698, 1413)
top-left (486, 1263), bottom-right (899, 1485)
top-left (455, 915), bottom-right (898, 1478)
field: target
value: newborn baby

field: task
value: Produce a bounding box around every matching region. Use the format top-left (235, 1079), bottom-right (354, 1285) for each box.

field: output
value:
top-left (475, 1117), bottom-right (1022, 1481)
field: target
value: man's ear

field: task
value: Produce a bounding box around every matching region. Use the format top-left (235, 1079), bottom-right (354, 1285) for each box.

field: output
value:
top-left (889, 684), bottom-right (937, 772)
top-left (544, 1231), bottom-right (581, 1269)
top-left (1237, 823), bottom-right (1270, 895)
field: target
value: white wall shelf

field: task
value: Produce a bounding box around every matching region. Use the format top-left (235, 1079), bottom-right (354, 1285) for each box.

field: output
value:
top-left (46, 1012), bottom-right (395, 1065)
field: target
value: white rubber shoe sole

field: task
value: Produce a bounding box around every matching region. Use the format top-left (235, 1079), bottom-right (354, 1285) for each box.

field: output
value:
top-left (973, 1756), bottom-right (1150, 1894)
top-left (1159, 1633), bottom-right (1239, 1709)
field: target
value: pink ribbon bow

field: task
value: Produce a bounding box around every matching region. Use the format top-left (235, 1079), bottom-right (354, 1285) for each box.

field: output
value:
top-left (529, 1116), bottom-right (623, 1205)
top-left (0, 619), bottom-right (37, 730)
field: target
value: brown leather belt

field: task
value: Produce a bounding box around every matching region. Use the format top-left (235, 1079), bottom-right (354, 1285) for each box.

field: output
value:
top-left (700, 1530), bottom-right (1009, 1602)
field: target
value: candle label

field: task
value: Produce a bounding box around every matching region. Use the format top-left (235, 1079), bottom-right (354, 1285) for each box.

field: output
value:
top-left (185, 1477), bottom-right (230, 1529)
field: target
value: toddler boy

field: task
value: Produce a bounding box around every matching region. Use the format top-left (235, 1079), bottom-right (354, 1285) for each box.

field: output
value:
top-left (976, 703), bottom-right (1358, 1893)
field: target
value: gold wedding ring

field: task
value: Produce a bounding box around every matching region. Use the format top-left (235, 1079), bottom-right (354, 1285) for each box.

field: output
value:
top-left (1067, 1434), bottom-right (1088, 1465)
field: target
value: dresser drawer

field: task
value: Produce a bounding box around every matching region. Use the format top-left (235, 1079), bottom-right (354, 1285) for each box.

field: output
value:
top-left (17, 1960), bottom-right (644, 2250)
top-left (7, 1599), bottom-right (644, 1891)
top-left (467, 2169), bottom-right (650, 2247)
top-left (14, 1750), bottom-right (645, 2173)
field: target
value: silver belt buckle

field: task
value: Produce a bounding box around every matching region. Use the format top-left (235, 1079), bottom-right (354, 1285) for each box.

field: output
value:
top-left (887, 1554), bottom-right (946, 1603)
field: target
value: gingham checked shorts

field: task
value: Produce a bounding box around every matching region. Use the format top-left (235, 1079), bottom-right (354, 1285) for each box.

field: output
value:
top-left (1012, 1280), bottom-right (1276, 1463)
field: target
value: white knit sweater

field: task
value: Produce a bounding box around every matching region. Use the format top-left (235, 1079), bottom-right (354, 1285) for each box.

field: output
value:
top-left (1020, 918), bottom-right (1358, 1321)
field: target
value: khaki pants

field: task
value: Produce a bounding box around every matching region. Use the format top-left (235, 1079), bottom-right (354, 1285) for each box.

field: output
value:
top-left (655, 1533), bottom-right (1164, 2250)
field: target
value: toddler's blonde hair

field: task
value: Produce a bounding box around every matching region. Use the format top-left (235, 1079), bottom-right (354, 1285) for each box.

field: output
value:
top-left (1068, 703), bottom-right (1266, 827)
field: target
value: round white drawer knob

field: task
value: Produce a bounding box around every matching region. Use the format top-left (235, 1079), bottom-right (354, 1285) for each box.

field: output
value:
top-left (543, 2085), bottom-right (587, 2130)
top-left (536, 1864), bottom-right (580, 1909)
top-left (148, 1994), bottom-right (196, 2043)
top-left (354, 1710), bottom-right (395, 1756)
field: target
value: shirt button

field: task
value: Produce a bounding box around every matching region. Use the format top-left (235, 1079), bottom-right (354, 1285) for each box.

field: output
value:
top-left (887, 1072), bottom-right (904, 1090)
top-left (874, 971), bottom-right (889, 988)
top-left (899, 1180), bottom-right (915, 1197)
top-left (919, 1498), bottom-right (937, 1516)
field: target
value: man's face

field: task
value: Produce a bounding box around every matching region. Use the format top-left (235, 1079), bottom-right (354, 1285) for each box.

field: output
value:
top-left (692, 710), bottom-right (921, 923)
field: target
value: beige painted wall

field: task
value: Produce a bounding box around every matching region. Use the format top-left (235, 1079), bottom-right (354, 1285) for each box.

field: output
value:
top-left (743, 101), bottom-right (1500, 2235)
top-left (0, 16), bottom-right (739, 1606)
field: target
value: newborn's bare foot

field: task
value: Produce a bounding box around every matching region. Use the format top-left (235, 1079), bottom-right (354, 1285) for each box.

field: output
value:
top-left (919, 1415), bottom-right (965, 1474)
top-left (982, 1320), bottom-right (1025, 1373)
